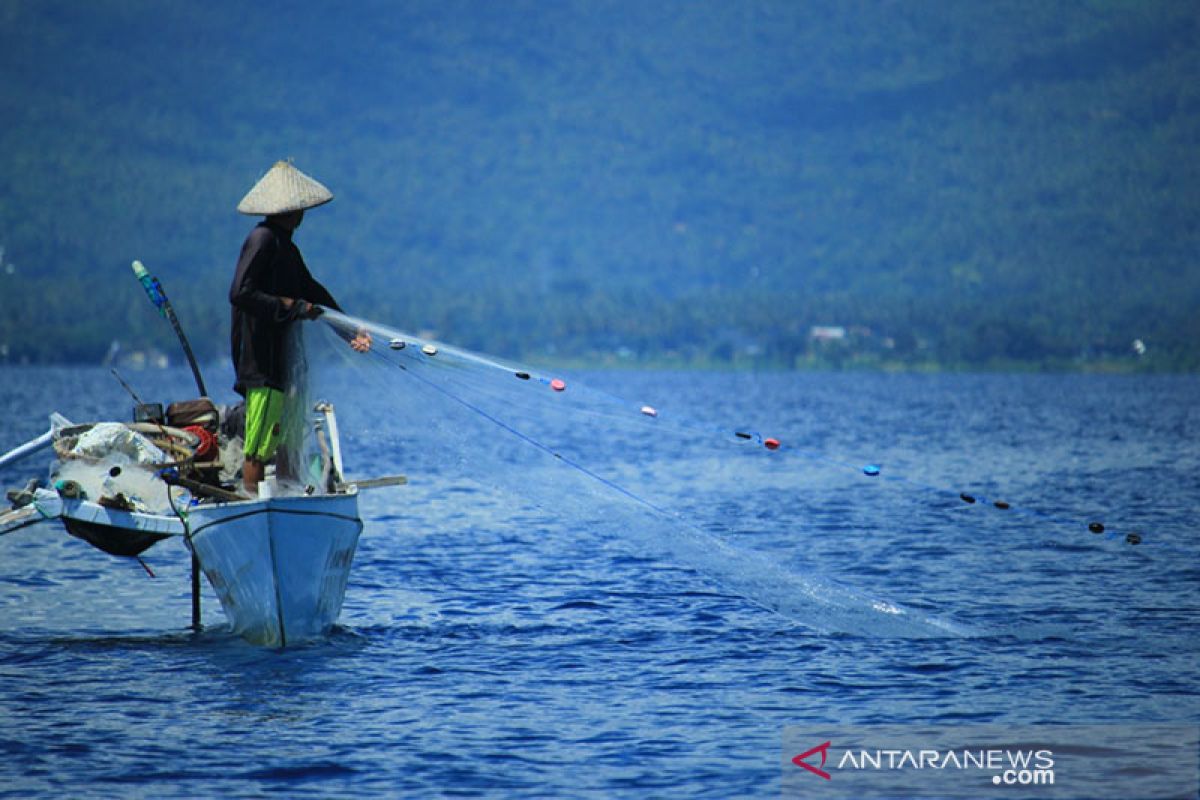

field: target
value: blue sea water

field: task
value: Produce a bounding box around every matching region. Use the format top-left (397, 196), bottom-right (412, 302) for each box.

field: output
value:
top-left (0, 365), bottom-right (1197, 798)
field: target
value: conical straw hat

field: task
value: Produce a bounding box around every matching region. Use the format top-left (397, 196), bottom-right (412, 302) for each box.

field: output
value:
top-left (237, 161), bottom-right (333, 215)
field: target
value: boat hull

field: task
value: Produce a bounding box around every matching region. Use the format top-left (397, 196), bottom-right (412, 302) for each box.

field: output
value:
top-left (186, 491), bottom-right (362, 647)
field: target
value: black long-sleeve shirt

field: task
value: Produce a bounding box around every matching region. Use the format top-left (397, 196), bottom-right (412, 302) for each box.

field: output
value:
top-left (229, 221), bottom-right (341, 395)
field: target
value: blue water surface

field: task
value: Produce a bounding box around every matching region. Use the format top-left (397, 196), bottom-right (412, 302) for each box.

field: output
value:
top-left (0, 366), bottom-right (1197, 798)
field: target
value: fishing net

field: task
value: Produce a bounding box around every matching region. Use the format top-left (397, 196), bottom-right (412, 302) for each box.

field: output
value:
top-left (304, 310), bottom-right (969, 638)
top-left (274, 324), bottom-right (326, 492)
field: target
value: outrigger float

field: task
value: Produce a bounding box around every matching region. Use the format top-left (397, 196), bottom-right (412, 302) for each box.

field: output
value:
top-left (0, 261), bottom-right (402, 647)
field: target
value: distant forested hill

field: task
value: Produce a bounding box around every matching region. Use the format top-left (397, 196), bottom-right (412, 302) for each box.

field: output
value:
top-left (0, 0), bottom-right (1196, 370)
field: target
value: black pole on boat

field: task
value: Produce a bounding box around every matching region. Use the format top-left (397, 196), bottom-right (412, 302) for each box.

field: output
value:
top-left (131, 260), bottom-right (210, 633)
top-left (131, 260), bottom-right (209, 398)
top-left (168, 482), bottom-right (203, 633)
top-left (191, 552), bottom-right (201, 631)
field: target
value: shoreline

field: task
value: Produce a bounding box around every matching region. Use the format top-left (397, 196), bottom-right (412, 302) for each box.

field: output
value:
top-left (0, 356), bottom-right (1190, 375)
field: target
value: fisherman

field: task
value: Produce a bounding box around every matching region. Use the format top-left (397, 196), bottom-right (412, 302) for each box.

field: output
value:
top-left (229, 160), bottom-right (371, 495)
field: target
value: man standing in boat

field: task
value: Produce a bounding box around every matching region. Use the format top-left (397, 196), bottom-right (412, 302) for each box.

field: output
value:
top-left (229, 160), bottom-right (370, 495)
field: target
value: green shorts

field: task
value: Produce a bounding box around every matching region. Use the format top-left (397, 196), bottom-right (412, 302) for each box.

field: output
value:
top-left (244, 387), bottom-right (285, 462)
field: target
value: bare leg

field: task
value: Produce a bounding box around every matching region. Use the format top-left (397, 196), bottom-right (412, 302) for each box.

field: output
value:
top-left (243, 458), bottom-right (264, 495)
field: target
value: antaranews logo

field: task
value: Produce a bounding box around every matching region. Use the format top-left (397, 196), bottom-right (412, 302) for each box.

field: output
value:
top-left (790, 740), bottom-right (1054, 784)
top-left (790, 741), bottom-right (832, 780)
top-left (783, 725), bottom-right (1200, 799)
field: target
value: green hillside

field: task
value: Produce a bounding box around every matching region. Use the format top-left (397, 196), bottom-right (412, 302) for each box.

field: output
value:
top-left (0, 0), bottom-right (1197, 369)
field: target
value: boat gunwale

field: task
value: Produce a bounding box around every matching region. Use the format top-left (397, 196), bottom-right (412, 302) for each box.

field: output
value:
top-left (184, 489), bottom-right (362, 538)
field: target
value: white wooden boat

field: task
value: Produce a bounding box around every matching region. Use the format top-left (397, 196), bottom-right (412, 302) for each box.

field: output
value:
top-left (0, 405), bottom-right (399, 647)
top-left (186, 490), bottom-right (362, 647)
